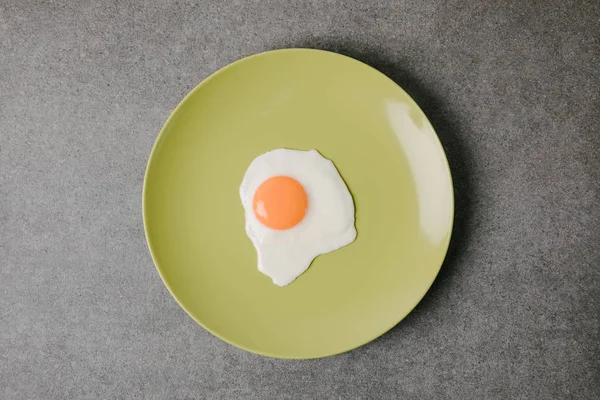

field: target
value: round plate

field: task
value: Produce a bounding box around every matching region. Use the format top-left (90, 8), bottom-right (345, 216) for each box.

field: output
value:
top-left (143, 49), bottom-right (453, 359)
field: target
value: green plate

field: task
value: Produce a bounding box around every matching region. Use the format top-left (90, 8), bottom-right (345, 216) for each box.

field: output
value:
top-left (143, 49), bottom-right (453, 359)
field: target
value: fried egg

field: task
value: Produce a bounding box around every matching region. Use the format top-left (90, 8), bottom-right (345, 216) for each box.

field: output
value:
top-left (239, 149), bottom-right (356, 286)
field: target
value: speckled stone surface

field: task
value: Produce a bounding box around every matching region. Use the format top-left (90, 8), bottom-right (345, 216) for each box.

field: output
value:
top-left (1, 1), bottom-right (599, 399)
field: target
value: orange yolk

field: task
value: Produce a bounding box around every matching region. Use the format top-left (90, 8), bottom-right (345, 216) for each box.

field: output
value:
top-left (253, 176), bottom-right (308, 230)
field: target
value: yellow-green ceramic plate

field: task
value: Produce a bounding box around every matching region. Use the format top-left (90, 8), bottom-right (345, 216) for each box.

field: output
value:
top-left (143, 49), bottom-right (453, 359)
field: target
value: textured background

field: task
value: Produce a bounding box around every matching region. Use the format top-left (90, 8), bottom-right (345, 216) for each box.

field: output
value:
top-left (1, 1), bottom-right (599, 399)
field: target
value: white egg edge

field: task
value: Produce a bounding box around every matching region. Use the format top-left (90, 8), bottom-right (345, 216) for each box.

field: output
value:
top-left (239, 149), bottom-right (357, 286)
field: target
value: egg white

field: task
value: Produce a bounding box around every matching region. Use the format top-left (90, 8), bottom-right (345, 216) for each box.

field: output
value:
top-left (239, 149), bottom-right (356, 286)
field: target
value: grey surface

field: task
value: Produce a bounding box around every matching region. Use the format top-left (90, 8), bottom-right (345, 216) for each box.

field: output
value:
top-left (1, 0), bottom-right (599, 398)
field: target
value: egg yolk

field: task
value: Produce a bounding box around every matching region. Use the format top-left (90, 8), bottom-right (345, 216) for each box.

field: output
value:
top-left (253, 176), bottom-right (308, 230)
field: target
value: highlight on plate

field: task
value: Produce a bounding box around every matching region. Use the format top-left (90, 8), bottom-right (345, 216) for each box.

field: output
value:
top-left (239, 149), bottom-right (357, 286)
